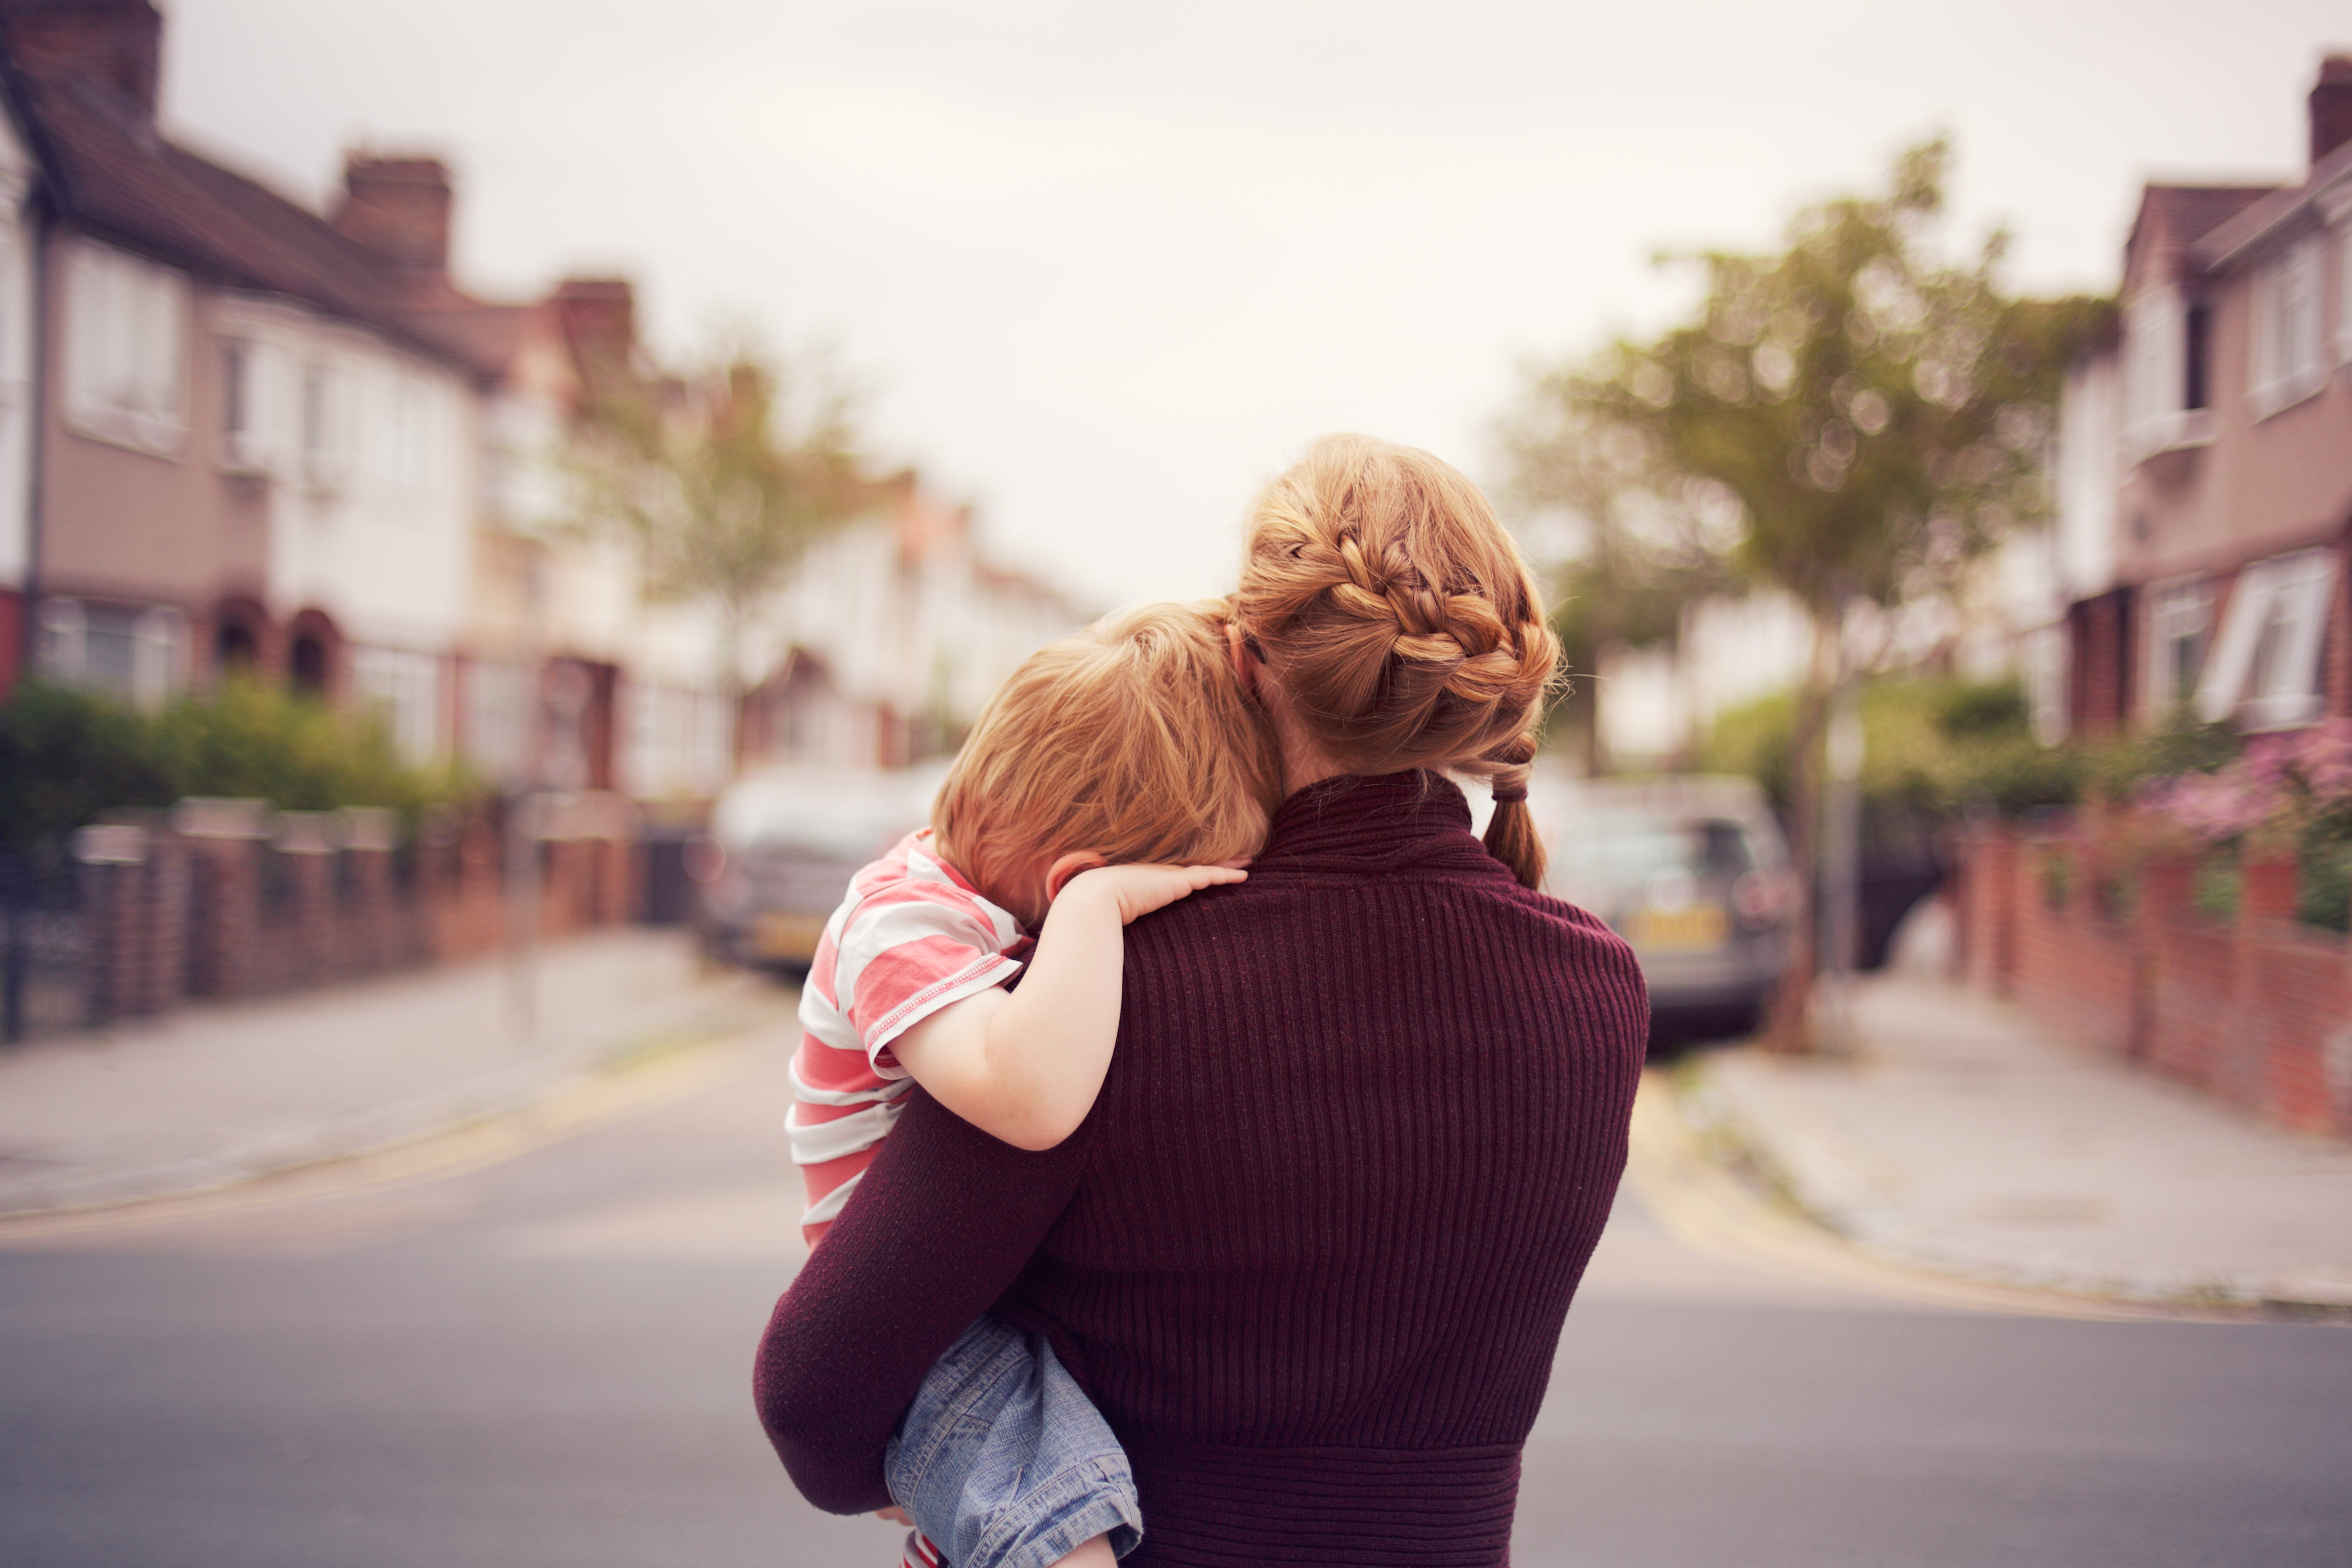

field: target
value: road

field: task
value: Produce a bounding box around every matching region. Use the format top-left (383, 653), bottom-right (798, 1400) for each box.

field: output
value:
top-left (0, 1023), bottom-right (2345, 1568)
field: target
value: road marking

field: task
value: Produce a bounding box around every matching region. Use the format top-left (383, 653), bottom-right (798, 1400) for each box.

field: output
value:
top-left (1622, 1069), bottom-right (2240, 1323)
top-left (0, 1032), bottom-right (764, 1243)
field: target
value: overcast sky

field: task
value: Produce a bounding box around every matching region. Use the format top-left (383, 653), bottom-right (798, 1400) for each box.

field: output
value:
top-left (162, 0), bottom-right (2345, 608)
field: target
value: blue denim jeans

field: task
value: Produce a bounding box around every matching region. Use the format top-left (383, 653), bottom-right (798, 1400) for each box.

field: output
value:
top-left (884, 1314), bottom-right (1143, 1568)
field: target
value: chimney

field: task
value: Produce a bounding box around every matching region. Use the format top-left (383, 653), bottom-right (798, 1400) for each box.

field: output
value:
top-left (0, 0), bottom-right (163, 117)
top-left (552, 278), bottom-right (637, 370)
top-left (2313, 54), bottom-right (2352, 169)
top-left (333, 155), bottom-right (453, 277)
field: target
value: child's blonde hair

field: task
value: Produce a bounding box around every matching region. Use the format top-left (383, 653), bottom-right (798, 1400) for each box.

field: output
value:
top-left (933, 599), bottom-right (1281, 908)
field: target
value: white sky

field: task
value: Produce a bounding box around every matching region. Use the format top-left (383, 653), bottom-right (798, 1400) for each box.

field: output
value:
top-left (162, 0), bottom-right (2346, 608)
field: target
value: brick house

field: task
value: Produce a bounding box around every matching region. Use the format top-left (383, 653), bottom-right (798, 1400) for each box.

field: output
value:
top-left (0, 0), bottom-right (493, 736)
top-left (2047, 56), bottom-right (2352, 738)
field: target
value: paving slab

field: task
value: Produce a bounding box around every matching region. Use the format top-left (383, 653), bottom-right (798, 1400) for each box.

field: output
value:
top-left (1681, 969), bottom-right (2352, 1310)
top-left (0, 929), bottom-right (794, 1217)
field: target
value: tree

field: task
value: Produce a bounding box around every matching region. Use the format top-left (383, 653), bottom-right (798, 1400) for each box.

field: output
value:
top-left (1507, 140), bottom-right (2110, 1049)
top-left (569, 338), bottom-right (867, 704)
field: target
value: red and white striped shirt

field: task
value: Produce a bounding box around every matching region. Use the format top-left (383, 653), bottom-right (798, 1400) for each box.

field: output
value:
top-left (789, 830), bottom-right (1025, 1244)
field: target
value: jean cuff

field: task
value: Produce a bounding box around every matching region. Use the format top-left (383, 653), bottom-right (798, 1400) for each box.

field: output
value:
top-left (967, 1457), bottom-right (1144, 1568)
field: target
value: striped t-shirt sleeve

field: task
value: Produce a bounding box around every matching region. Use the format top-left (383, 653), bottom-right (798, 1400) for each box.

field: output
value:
top-left (830, 881), bottom-right (1023, 1074)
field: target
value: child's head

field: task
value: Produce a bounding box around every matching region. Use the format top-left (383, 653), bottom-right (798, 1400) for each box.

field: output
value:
top-left (934, 599), bottom-right (1281, 923)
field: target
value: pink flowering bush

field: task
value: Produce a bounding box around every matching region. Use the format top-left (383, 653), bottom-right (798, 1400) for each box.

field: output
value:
top-left (2140, 721), bottom-right (2352, 845)
top-left (2139, 721), bottom-right (2352, 931)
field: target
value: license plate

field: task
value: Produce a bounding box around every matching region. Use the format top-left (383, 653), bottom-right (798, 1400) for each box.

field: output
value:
top-left (752, 912), bottom-right (829, 961)
top-left (1629, 904), bottom-right (1728, 950)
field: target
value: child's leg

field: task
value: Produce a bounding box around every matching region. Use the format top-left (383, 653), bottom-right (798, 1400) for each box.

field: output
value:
top-left (886, 1316), bottom-right (1142, 1568)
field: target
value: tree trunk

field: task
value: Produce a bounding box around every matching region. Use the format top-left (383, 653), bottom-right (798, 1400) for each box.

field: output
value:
top-left (1761, 612), bottom-right (1840, 1053)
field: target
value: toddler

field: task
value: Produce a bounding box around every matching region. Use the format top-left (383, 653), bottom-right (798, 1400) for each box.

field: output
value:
top-left (789, 600), bottom-right (1280, 1568)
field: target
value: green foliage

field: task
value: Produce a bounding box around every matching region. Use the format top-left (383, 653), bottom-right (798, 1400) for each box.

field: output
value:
top-left (0, 683), bottom-right (175, 849)
top-left (0, 680), bottom-right (462, 850)
top-left (2299, 824), bottom-right (2352, 934)
top-left (1933, 679), bottom-right (2027, 738)
top-left (567, 338), bottom-right (867, 695)
top-left (1507, 139), bottom-right (2114, 625)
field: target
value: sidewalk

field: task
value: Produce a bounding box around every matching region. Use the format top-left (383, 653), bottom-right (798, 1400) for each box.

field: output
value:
top-left (0, 929), bottom-right (795, 1219)
top-left (1678, 958), bottom-right (2352, 1311)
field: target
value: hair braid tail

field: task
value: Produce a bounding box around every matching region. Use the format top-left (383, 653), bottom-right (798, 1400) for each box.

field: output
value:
top-left (1482, 731), bottom-right (1545, 890)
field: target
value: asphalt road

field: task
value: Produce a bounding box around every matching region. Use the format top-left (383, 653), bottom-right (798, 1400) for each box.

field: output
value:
top-left (0, 1029), bottom-right (2345, 1568)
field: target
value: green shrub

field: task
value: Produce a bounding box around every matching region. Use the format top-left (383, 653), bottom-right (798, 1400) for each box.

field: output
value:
top-left (0, 679), bottom-right (468, 850)
top-left (2298, 825), bottom-right (2352, 934)
top-left (0, 683), bottom-right (176, 849)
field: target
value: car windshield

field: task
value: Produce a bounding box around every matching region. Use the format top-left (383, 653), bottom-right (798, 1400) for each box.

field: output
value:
top-left (712, 780), bottom-right (920, 858)
top-left (1557, 815), bottom-right (1757, 888)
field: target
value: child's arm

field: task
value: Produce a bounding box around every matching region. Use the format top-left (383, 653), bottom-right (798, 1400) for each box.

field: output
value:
top-left (886, 863), bottom-right (1243, 1151)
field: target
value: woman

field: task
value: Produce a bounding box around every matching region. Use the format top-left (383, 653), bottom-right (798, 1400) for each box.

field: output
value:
top-left (755, 435), bottom-right (1648, 1565)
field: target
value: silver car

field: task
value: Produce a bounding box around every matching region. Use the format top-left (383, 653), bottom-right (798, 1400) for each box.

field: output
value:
top-left (1541, 775), bottom-right (1798, 1031)
top-left (694, 767), bottom-right (943, 972)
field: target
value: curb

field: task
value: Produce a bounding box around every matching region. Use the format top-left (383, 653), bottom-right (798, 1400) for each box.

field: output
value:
top-left (0, 985), bottom-right (793, 1222)
top-left (1672, 1053), bottom-right (2352, 1316)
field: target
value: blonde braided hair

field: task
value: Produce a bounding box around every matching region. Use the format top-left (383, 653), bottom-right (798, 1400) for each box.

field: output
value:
top-left (1234, 434), bottom-right (1561, 888)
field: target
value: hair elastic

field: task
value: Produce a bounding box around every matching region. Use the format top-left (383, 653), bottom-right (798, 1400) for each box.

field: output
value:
top-left (1490, 779), bottom-right (1528, 804)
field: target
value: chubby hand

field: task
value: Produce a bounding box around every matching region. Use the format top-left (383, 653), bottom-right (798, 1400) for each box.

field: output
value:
top-left (1057, 861), bottom-right (1247, 924)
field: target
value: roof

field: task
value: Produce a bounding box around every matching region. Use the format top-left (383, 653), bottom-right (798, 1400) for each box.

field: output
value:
top-left (2191, 136), bottom-right (2352, 271)
top-left (5, 59), bottom-right (516, 380)
top-left (2123, 184), bottom-right (2280, 292)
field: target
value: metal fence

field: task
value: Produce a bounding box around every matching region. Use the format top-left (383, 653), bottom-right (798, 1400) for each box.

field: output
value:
top-left (0, 842), bottom-right (92, 1042)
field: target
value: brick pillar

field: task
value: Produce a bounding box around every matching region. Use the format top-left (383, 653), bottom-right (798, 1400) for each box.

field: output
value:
top-left (73, 824), bottom-right (150, 1024)
top-left (276, 813), bottom-right (341, 988)
top-left (2241, 850), bottom-right (2299, 923)
top-left (2232, 848), bottom-right (2301, 1109)
top-left (170, 799), bottom-right (272, 998)
top-left (341, 808), bottom-right (401, 974)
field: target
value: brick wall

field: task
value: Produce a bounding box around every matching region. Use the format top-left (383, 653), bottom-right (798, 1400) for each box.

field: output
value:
top-left (61, 794), bottom-right (644, 1026)
top-left (1953, 816), bottom-right (2352, 1136)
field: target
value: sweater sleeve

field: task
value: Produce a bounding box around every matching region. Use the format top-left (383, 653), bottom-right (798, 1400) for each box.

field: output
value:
top-left (752, 1084), bottom-right (1090, 1514)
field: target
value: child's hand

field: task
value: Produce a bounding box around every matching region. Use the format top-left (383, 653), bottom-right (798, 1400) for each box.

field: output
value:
top-left (1058, 862), bottom-right (1246, 925)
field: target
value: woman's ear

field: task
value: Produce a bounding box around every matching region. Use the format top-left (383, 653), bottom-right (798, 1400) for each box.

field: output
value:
top-left (1044, 850), bottom-right (1109, 903)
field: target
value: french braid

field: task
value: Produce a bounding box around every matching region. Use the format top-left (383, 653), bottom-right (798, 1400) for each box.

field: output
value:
top-left (1235, 435), bottom-right (1561, 888)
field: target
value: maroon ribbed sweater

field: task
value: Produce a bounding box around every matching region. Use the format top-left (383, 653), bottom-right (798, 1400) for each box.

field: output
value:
top-left (754, 771), bottom-right (1648, 1566)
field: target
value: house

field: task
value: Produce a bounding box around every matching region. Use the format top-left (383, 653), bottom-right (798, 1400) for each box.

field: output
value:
top-left (0, 0), bottom-right (739, 796)
top-left (2048, 55), bottom-right (2352, 738)
top-left (0, 0), bottom-right (485, 741)
top-left (741, 472), bottom-right (1085, 771)
top-left (0, 0), bottom-right (1078, 805)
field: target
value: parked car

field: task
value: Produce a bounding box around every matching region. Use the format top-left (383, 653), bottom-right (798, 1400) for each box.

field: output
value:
top-left (694, 766), bottom-right (944, 973)
top-left (1540, 774), bottom-right (1799, 1034)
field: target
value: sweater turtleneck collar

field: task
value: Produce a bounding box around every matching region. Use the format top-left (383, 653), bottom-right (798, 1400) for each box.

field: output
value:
top-left (1251, 769), bottom-right (1492, 874)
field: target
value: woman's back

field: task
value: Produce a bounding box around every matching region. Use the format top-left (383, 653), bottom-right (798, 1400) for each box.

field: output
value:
top-left (997, 773), bottom-right (1647, 1562)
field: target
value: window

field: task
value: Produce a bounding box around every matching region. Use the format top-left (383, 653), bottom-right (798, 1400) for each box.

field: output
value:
top-left (351, 646), bottom-right (442, 763)
top-left (2195, 550), bottom-right (2337, 730)
top-left (624, 682), bottom-right (733, 799)
top-left (2340, 222), bottom-right (2352, 365)
top-left (216, 338), bottom-right (278, 474)
top-left (35, 598), bottom-right (186, 709)
top-left (65, 240), bottom-right (186, 455)
top-left (2182, 304), bottom-right (2211, 411)
top-left (2121, 288), bottom-right (2212, 457)
top-left (2145, 578), bottom-right (2213, 720)
top-left (2249, 235), bottom-right (2326, 416)
top-left (300, 361), bottom-right (352, 488)
top-left (386, 373), bottom-right (430, 491)
top-left (462, 660), bottom-right (533, 785)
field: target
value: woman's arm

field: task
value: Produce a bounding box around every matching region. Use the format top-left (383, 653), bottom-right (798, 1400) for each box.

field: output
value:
top-left (753, 1085), bottom-right (1091, 1513)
